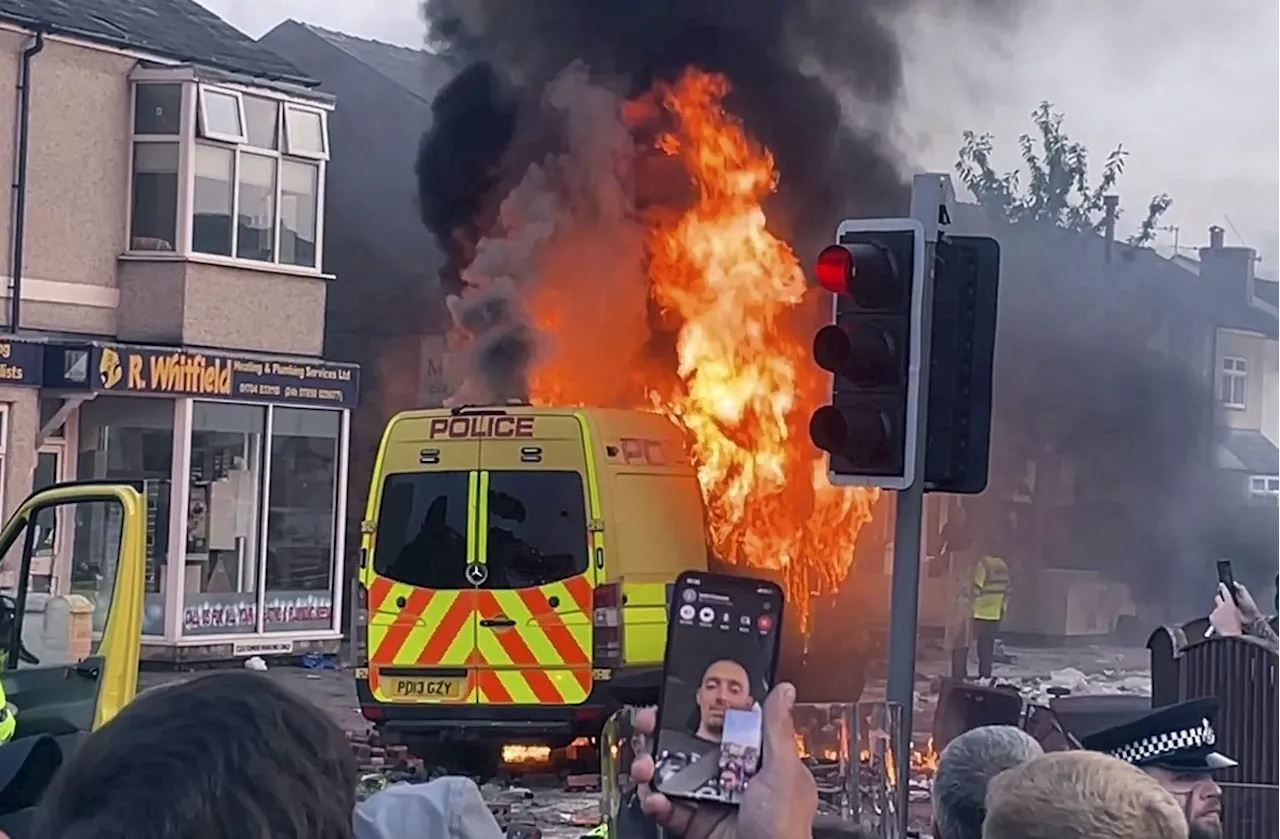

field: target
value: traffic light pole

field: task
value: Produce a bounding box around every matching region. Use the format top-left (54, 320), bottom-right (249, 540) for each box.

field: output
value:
top-left (885, 173), bottom-right (952, 830)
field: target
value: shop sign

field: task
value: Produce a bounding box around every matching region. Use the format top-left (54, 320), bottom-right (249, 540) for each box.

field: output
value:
top-left (93, 343), bottom-right (360, 407)
top-left (0, 337), bottom-right (46, 386)
top-left (232, 639), bottom-right (295, 657)
top-left (181, 591), bottom-right (335, 636)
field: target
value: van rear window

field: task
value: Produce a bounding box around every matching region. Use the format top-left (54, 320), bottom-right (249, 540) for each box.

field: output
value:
top-left (373, 472), bottom-right (470, 589)
top-left (485, 471), bottom-right (589, 589)
top-left (373, 470), bottom-right (590, 591)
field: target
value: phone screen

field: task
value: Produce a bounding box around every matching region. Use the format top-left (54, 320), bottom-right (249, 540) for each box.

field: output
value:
top-left (1216, 560), bottom-right (1238, 604)
top-left (651, 571), bottom-right (784, 806)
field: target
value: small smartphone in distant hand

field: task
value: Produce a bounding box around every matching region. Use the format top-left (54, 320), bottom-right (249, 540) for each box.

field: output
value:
top-left (650, 571), bottom-right (784, 807)
top-left (1216, 560), bottom-right (1239, 606)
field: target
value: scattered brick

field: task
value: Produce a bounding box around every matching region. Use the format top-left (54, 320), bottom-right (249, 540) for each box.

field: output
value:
top-left (564, 773), bottom-right (601, 792)
top-left (487, 802), bottom-right (512, 827)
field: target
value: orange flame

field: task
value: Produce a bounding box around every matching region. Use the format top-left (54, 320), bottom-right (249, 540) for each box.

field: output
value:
top-left (529, 69), bottom-right (879, 622)
top-left (911, 737), bottom-right (940, 775)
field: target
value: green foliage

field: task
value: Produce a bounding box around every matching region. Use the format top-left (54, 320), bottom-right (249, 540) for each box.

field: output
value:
top-left (956, 102), bottom-right (1172, 247)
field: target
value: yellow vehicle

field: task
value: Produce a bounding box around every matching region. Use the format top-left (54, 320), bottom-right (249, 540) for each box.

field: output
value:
top-left (0, 482), bottom-right (146, 752)
top-left (355, 405), bottom-right (710, 758)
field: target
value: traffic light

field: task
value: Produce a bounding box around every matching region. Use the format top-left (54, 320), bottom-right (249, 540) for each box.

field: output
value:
top-left (809, 219), bottom-right (926, 490)
top-left (923, 235), bottom-right (1001, 494)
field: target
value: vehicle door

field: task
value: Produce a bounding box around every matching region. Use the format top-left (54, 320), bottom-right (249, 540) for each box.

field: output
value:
top-left (475, 412), bottom-right (597, 706)
top-left (0, 482), bottom-right (146, 754)
top-left (363, 420), bottom-right (480, 705)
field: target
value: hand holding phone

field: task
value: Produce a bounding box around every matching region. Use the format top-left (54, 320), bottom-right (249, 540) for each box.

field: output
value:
top-left (651, 571), bottom-right (784, 807)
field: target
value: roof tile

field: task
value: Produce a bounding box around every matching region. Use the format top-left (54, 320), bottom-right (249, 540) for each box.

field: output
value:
top-left (301, 23), bottom-right (455, 103)
top-left (0, 0), bottom-right (311, 83)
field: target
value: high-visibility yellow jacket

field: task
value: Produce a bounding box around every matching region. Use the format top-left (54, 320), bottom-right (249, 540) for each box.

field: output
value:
top-left (0, 679), bottom-right (14, 743)
top-left (972, 554), bottom-right (1010, 621)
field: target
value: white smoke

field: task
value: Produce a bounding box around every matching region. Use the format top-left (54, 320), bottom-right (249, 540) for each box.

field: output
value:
top-left (444, 61), bottom-right (652, 407)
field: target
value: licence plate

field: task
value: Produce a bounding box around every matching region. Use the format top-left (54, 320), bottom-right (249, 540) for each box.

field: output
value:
top-left (389, 676), bottom-right (466, 700)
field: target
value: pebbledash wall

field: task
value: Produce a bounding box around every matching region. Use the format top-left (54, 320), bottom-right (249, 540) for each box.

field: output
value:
top-left (7, 337), bottom-right (359, 661)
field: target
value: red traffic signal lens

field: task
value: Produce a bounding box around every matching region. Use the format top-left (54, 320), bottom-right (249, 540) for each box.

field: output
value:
top-left (815, 245), bottom-right (853, 295)
top-left (816, 242), bottom-right (903, 310)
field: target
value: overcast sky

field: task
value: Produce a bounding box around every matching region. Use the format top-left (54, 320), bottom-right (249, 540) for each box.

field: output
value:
top-left (203, 0), bottom-right (1280, 274)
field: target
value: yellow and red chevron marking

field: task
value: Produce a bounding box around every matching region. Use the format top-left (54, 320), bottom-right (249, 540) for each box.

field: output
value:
top-left (365, 576), bottom-right (479, 702)
top-left (473, 574), bottom-right (595, 705)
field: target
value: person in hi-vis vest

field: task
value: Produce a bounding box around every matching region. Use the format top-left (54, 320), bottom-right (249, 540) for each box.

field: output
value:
top-left (967, 540), bottom-right (1012, 680)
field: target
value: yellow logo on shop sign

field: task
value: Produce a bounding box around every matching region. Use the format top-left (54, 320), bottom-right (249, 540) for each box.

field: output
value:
top-left (99, 347), bottom-right (123, 389)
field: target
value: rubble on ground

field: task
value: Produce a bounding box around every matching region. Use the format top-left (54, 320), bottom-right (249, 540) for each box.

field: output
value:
top-left (1001, 665), bottom-right (1153, 707)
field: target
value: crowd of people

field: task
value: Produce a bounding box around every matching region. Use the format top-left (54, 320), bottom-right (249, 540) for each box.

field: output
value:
top-left (0, 580), bottom-right (1266, 838)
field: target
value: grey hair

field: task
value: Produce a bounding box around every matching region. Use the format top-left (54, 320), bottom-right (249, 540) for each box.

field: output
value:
top-left (932, 725), bottom-right (1044, 839)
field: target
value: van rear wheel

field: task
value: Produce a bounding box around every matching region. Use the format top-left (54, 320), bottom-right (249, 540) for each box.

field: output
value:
top-left (400, 740), bottom-right (501, 782)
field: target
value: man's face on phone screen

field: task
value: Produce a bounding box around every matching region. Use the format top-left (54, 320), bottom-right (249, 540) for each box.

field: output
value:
top-left (696, 659), bottom-right (751, 740)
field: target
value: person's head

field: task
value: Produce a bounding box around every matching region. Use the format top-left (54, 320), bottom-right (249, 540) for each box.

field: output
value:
top-left (353, 777), bottom-right (499, 839)
top-left (1143, 765), bottom-right (1222, 839)
top-left (1077, 697), bottom-right (1232, 839)
top-left (33, 670), bottom-right (358, 839)
top-left (983, 752), bottom-right (1188, 839)
top-left (931, 725), bottom-right (1043, 839)
top-left (695, 658), bottom-right (752, 738)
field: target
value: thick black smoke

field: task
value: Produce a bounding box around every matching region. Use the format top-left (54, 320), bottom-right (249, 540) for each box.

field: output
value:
top-left (415, 0), bottom-right (1020, 296)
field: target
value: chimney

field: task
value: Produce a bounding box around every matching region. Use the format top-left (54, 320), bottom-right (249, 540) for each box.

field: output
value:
top-left (1198, 225), bottom-right (1256, 306)
top-left (1102, 195), bottom-right (1119, 263)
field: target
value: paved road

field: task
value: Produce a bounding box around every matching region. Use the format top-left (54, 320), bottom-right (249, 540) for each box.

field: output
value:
top-left (139, 665), bottom-right (369, 735)
top-left (136, 641), bottom-right (1153, 739)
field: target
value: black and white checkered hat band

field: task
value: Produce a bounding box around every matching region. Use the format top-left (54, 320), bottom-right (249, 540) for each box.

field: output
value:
top-left (1110, 718), bottom-right (1217, 765)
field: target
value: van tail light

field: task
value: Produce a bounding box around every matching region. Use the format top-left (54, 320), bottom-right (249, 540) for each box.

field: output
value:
top-left (592, 582), bottom-right (624, 667)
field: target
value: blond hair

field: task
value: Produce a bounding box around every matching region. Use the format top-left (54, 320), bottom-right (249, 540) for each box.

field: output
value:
top-left (983, 751), bottom-right (1188, 839)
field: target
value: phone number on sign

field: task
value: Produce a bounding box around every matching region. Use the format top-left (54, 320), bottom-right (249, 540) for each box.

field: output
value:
top-left (236, 382), bottom-right (347, 402)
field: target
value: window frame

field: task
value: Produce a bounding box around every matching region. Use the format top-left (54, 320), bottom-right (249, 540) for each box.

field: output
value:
top-left (1220, 355), bottom-right (1248, 410)
top-left (1249, 475), bottom-right (1279, 498)
top-left (126, 76), bottom-right (330, 274)
top-left (196, 84), bottom-right (248, 145)
top-left (283, 104), bottom-right (329, 160)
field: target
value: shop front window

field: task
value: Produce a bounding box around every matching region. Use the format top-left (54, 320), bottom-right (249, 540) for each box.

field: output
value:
top-left (77, 397), bottom-right (173, 635)
top-left (265, 407), bottom-right (339, 631)
top-left (182, 402), bottom-right (265, 636)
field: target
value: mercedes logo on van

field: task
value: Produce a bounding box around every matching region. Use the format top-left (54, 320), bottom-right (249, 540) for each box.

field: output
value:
top-left (465, 563), bottom-right (488, 586)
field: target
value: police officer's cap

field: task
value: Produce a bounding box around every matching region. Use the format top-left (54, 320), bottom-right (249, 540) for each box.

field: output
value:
top-left (1079, 697), bottom-right (1236, 772)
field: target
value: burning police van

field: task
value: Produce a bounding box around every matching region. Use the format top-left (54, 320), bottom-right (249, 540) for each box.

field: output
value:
top-left (355, 404), bottom-right (710, 770)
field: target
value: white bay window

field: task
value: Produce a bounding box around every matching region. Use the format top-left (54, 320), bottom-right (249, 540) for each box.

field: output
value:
top-left (128, 74), bottom-right (329, 272)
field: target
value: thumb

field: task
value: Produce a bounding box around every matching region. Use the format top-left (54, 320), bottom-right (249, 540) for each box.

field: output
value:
top-left (762, 682), bottom-right (798, 759)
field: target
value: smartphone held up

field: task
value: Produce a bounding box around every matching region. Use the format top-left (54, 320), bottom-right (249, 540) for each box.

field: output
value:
top-left (651, 571), bottom-right (784, 806)
top-left (1216, 559), bottom-right (1239, 606)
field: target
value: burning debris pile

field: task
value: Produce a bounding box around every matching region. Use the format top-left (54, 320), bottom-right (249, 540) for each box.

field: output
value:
top-left (413, 0), bottom-right (1018, 614)
top-left (793, 714), bottom-right (940, 815)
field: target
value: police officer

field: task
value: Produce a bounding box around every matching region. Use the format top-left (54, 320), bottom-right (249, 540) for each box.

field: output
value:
top-left (1080, 698), bottom-right (1233, 839)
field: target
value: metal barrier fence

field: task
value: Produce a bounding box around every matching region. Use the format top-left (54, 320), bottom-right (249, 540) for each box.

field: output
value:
top-left (1148, 626), bottom-right (1278, 839)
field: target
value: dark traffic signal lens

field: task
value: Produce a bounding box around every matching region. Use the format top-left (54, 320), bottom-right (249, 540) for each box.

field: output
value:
top-left (809, 404), bottom-right (893, 464)
top-left (813, 323), bottom-right (900, 388)
top-left (845, 243), bottom-right (901, 310)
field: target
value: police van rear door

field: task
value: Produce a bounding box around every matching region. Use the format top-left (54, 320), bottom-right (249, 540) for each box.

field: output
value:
top-left (474, 410), bottom-right (596, 706)
top-left (364, 414), bottom-right (481, 705)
